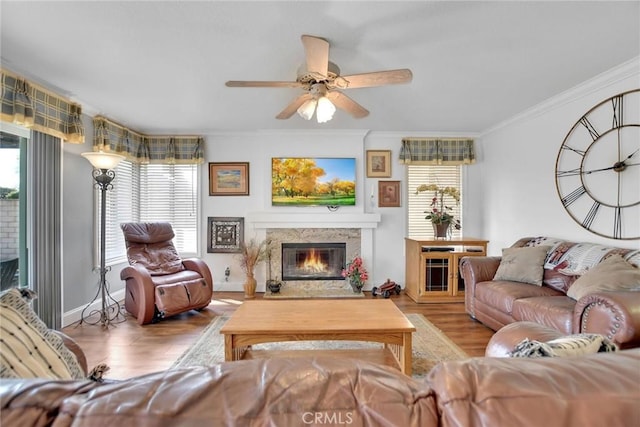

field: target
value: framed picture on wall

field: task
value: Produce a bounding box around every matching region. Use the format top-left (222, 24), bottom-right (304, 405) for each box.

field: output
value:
top-left (209, 162), bottom-right (250, 196)
top-left (378, 180), bottom-right (401, 207)
top-left (366, 150), bottom-right (391, 178)
top-left (207, 217), bottom-right (244, 253)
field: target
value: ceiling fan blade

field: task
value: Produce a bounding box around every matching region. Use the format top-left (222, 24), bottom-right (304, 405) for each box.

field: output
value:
top-left (226, 80), bottom-right (304, 88)
top-left (337, 69), bottom-right (413, 89)
top-left (301, 35), bottom-right (329, 78)
top-left (326, 91), bottom-right (369, 118)
top-left (276, 93), bottom-right (313, 119)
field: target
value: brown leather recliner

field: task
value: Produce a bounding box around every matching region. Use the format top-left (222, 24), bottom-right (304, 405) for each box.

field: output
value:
top-left (120, 222), bottom-right (213, 325)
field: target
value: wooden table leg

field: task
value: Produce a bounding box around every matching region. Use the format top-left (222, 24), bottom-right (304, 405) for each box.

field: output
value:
top-left (401, 332), bottom-right (412, 376)
top-left (224, 334), bottom-right (234, 361)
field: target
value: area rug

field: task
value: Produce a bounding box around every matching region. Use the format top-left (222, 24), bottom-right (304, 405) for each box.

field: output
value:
top-left (171, 313), bottom-right (468, 379)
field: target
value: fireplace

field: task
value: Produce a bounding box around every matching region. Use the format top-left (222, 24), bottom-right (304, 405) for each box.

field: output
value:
top-left (281, 242), bottom-right (346, 281)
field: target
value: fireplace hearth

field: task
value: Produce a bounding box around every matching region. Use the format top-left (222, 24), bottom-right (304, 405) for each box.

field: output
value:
top-left (281, 243), bottom-right (346, 281)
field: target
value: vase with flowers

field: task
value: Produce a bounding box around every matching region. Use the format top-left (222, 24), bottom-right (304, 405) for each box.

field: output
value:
top-left (415, 184), bottom-right (461, 239)
top-left (341, 256), bottom-right (368, 293)
top-left (236, 237), bottom-right (270, 299)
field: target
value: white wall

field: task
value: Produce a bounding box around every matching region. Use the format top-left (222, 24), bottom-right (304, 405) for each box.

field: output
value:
top-left (363, 133), bottom-right (409, 289)
top-left (471, 58), bottom-right (640, 254)
top-left (201, 58), bottom-right (640, 294)
top-left (59, 58), bottom-right (640, 319)
top-left (200, 130), bottom-right (379, 290)
top-left (200, 129), bottom-right (479, 292)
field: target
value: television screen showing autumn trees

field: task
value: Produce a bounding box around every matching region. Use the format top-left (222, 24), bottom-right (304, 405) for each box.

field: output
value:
top-left (272, 158), bottom-right (356, 206)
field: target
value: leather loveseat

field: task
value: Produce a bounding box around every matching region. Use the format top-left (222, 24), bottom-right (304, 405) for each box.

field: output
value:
top-left (460, 236), bottom-right (640, 348)
top-left (2, 331), bottom-right (639, 427)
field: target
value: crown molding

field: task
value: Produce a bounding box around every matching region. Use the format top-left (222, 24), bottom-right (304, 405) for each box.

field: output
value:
top-left (482, 56), bottom-right (640, 136)
top-left (207, 129), bottom-right (371, 138)
top-left (366, 131), bottom-right (480, 139)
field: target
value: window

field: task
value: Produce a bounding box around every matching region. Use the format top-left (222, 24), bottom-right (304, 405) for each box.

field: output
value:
top-left (0, 128), bottom-right (28, 289)
top-left (407, 165), bottom-right (462, 239)
top-left (102, 162), bottom-right (199, 265)
top-left (104, 161), bottom-right (134, 264)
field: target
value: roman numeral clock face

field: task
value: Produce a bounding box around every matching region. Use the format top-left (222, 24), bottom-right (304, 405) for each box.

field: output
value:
top-left (555, 89), bottom-right (640, 240)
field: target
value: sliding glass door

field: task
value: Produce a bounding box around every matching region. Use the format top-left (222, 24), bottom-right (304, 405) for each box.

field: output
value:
top-left (0, 128), bottom-right (28, 291)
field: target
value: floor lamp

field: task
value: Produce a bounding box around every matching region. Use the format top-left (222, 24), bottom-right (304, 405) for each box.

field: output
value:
top-left (80, 151), bottom-right (126, 328)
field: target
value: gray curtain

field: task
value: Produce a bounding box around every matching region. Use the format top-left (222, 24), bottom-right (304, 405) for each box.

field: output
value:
top-left (29, 130), bottom-right (62, 329)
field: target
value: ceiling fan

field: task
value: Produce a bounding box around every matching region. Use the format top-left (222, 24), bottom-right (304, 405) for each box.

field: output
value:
top-left (225, 35), bottom-right (413, 122)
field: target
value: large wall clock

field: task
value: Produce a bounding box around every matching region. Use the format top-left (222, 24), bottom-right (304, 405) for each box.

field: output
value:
top-left (555, 89), bottom-right (640, 240)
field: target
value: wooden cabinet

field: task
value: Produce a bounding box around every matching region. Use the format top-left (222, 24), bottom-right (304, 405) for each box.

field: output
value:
top-left (405, 237), bottom-right (488, 303)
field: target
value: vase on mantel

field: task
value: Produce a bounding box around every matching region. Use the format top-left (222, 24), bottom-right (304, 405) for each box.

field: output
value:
top-left (243, 274), bottom-right (257, 299)
top-left (432, 221), bottom-right (450, 239)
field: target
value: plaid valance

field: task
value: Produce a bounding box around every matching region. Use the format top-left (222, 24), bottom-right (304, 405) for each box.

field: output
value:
top-left (93, 116), bottom-right (204, 165)
top-left (399, 138), bottom-right (476, 165)
top-left (1, 69), bottom-right (84, 143)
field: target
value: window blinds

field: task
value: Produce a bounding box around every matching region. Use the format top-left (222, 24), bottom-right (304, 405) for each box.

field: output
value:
top-left (103, 162), bottom-right (198, 265)
top-left (407, 165), bottom-right (462, 239)
top-left (137, 164), bottom-right (198, 254)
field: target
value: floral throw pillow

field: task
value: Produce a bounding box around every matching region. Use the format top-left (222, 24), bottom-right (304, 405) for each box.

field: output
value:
top-left (493, 246), bottom-right (550, 286)
top-left (0, 288), bottom-right (84, 379)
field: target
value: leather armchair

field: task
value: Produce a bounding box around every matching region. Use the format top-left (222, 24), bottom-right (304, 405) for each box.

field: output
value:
top-left (120, 222), bottom-right (213, 325)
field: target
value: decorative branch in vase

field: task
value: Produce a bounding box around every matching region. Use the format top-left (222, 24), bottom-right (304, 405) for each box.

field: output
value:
top-left (236, 237), bottom-right (270, 299)
top-left (415, 184), bottom-right (461, 238)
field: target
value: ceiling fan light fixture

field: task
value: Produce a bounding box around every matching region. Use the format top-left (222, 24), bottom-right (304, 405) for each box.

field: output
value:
top-left (316, 96), bottom-right (336, 123)
top-left (297, 99), bottom-right (317, 120)
top-left (228, 35), bottom-right (410, 121)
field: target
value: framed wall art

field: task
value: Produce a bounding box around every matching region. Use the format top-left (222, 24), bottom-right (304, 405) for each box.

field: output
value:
top-left (209, 162), bottom-right (249, 196)
top-left (378, 180), bottom-right (401, 207)
top-left (207, 217), bottom-right (244, 253)
top-left (366, 150), bottom-right (391, 178)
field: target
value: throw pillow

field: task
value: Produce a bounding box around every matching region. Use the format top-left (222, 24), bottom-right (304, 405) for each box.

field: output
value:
top-left (566, 254), bottom-right (640, 301)
top-left (493, 246), bottom-right (550, 286)
top-left (0, 288), bottom-right (85, 380)
top-left (508, 334), bottom-right (617, 358)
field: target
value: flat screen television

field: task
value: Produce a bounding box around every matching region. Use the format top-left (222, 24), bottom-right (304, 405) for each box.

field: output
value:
top-left (272, 157), bottom-right (356, 206)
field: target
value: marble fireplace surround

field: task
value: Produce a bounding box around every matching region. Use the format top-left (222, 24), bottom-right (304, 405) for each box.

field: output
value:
top-left (246, 212), bottom-right (381, 292)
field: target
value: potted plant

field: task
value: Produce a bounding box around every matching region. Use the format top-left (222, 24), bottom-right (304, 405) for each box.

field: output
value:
top-left (415, 184), bottom-right (461, 238)
top-left (237, 237), bottom-right (270, 299)
top-left (341, 256), bottom-right (368, 293)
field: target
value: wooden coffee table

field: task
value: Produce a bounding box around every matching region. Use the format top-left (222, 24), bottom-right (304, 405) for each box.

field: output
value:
top-left (220, 299), bottom-right (416, 375)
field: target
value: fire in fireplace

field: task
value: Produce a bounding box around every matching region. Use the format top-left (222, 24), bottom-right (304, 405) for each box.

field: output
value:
top-left (281, 243), bottom-right (346, 281)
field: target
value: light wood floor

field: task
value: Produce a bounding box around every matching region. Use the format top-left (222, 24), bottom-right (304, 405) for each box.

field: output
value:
top-left (62, 291), bottom-right (495, 379)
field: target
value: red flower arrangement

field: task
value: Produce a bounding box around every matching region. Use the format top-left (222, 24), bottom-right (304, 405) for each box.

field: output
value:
top-left (341, 256), bottom-right (368, 289)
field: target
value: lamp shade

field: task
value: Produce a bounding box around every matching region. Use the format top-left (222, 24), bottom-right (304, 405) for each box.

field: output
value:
top-left (297, 99), bottom-right (317, 121)
top-left (81, 151), bottom-right (125, 170)
top-left (316, 97), bottom-right (336, 123)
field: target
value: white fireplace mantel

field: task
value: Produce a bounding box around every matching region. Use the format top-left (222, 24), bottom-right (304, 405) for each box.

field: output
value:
top-left (246, 212), bottom-right (381, 229)
top-left (246, 211), bottom-right (380, 290)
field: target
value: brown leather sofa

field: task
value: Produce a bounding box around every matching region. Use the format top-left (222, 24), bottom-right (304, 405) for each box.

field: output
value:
top-left (2, 331), bottom-right (639, 427)
top-left (460, 237), bottom-right (640, 348)
top-left (120, 222), bottom-right (213, 324)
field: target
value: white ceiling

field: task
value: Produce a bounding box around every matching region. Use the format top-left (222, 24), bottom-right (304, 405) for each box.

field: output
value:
top-left (1, 1), bottom-right (639, 135)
